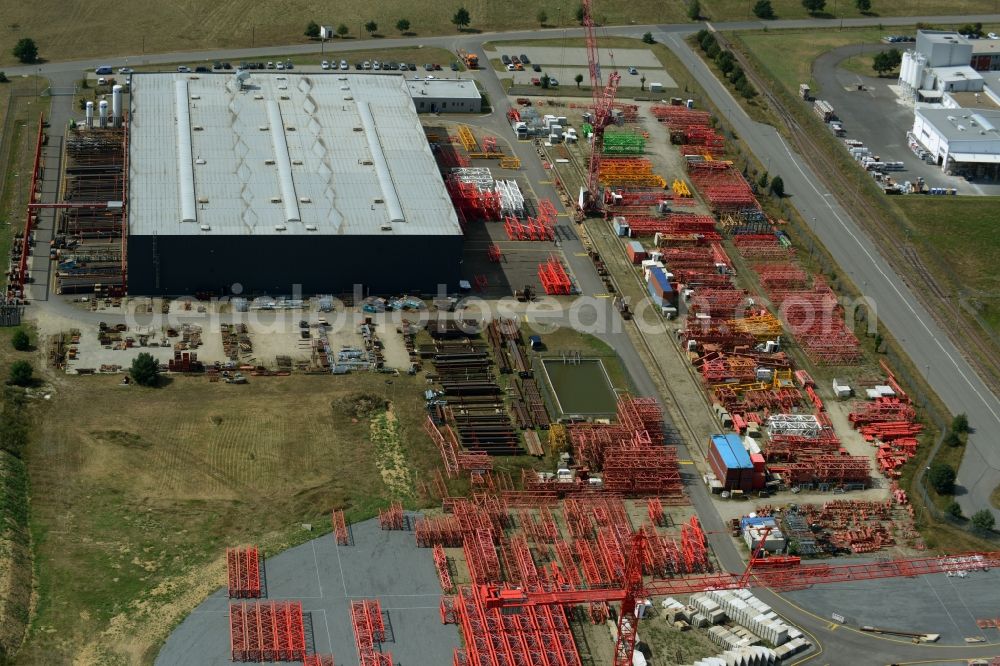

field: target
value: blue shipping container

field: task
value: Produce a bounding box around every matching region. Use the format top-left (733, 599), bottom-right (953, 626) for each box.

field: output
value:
top-left (648, 266), bottom-right (673, 297)
top-left (711, 434), bottom-right (753, 470)
top-left (614, 220), bottom-right (631, 237)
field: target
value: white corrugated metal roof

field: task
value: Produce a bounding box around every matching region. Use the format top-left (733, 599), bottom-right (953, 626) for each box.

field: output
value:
top-left (404, 77), bottom-right (482, 100)
top-left (128, 72), bottom-right (462, 237)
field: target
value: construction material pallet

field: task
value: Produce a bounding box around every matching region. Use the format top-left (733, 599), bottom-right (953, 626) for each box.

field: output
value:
top-left (229, 601), bottom-right (306, 662)
top-left (227, 546), bottom-right (262, 598)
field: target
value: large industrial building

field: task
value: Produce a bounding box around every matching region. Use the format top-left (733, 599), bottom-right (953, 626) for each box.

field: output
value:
top-left (127, 72), bottom-right (463, 296)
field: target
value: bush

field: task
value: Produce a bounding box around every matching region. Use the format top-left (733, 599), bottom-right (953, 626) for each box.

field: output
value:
top-left (11, 329), bottom-right (30, 351)
top-left (642, 32), bottom-right (655, 44)
top-left (305, 21), bottom-right (320, 38)
top-left (952, 413), bottom-right (970, 434)
top-left (802, 0), bottom-right (826, 13)
top-left (536, 10), bottom-right (548, 26)
top-left (687, 0), bottom-right (701, 21)
top-left (943, 430), bottom-right (962, 448)
top-left (364, 20), bottom-right (378, 35)
top-left (130, 352), bottom-right (160, 386)
top-left (396, 18), bottom-right (410, 34)
top-left (13, 38), bottom-right (38, 64)
top-left (8, 361), bottom-right (33, 387)
top-left (928, 462), bottom-right (956, 495)
top-left (753, 0), bottom-right (775, 19)
top-left (575, 3), bottom-right (586, 23)
top-left (0, 72), bottom-right (8, 83)
top-left (855, 0), bottom-right (872, 12)
top-left (700, 33), bottom-right (718, 52)
top-left (336, 24), bottom-right (349, 37)
top-left (946, 500), bottom-right (962, 518)
top-left (971, 509), bottom-right (996, 533)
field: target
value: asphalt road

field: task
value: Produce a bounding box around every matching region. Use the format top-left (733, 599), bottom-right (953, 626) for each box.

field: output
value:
top-left (13, 11), bottom-right (1000, 665)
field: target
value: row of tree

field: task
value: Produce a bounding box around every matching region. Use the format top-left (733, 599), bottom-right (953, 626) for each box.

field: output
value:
top-left (695, 30), bottom-right (757, 101)
top-left (305, 8), bottom-right (471, 39)
top-left (691, 0), bottom-right (874, 20)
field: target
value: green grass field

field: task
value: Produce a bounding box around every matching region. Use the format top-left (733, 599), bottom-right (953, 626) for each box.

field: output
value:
top-left (703, 0), bottom-right (999, 21)
top-left (19, 370), bottom-right (444, 664)
top-left (0, 1), bottom-right (688, 67)
top-left (894, 196), bottom-right (1000, 334)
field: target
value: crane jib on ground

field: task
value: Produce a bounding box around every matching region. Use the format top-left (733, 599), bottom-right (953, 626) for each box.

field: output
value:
top-left (479, 527), bottom-right (1000, 666)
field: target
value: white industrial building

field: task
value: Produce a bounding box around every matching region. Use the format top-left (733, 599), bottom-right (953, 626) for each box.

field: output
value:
top-left (911, 108), bottom-right (1000, 176)
top-left (899, 31), bottom-right (984, 100)
top-left (126, 72), bottom-right (463, 295)
top-left (405, 78), bottom-right (482, 113)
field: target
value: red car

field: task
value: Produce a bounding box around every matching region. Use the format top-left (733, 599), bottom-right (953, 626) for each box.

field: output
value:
top-left (531, 77), bottom-right (541, 86)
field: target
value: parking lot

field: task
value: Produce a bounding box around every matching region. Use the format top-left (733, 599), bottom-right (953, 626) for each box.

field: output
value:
top-left (486, 44), bottom-right (676, 89)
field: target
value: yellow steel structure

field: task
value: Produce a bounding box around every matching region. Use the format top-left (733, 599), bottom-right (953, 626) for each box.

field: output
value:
top-left (598, 173), bottom-right (667, 187)
top-left (458, 125), bottom-right (478, 152)
top-left (728, 313), bottom-right (783, 340)
top-left (548, 423), bottom-right (568, 454)
top-left (672, 179), bottom-right (692, 197)
top-left (500, 156), bottom-right (521, 169)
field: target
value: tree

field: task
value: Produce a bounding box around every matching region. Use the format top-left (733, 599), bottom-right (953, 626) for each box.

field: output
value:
top-left (536, 9), bottom-right (548, 26)
top-left (943, 430), bottom-right (963, 448)
top-left (364, 20), bottom-right (378, 35)
top-left (688, 0), bottom-right (701, 20)
top-left (872, 48), bottom-right (902, 76)
top-left (971, 509), bottom-right (996, 532)
top-left (952, 413), bottom-right (970, 433)
top-left (0, 72), bottom-right (7, 83)
top-left (758, 172), bottom-right (769, 189)
top-left (8, 360), bottom-right (33, 386)
top-left (717, 50), bottom-right (736, 74)
top-left (541, 74), bottom-right (551, 89)
top-left (700, 32), bottom-right (718, 52)
top-left (305, 21), bottom-right (320, 38)
top-left (855, 0), bottom-right (872, 12)
top-left (575, 4), bottom-right (586, 23)
top-left (12, 38), bottom-right (38, 64)
top-left (336, 23), bottom-right (349, 38)
top-left (801, 0), bottom-right (826, 14)
top-left (130, 352), bottom-right (160, 387)
top-left (769, 176), bottom-right (785, 198)
top-left (928, 462), bottom-right (956, 495)
top-left (640, 75), bottom-right (646, 91)
top-left (452, 7), bottom-right (471, 30)
top-left (574, 73), bottom-right (584, 88)
top-left (753, 0), bottom-right (776, 19)
top-left (642, 32), bottom-right (655, 44)
top-left (396, 18), bottom-right (411, 34)
top-left (946, 500), bottom-right (963, 518)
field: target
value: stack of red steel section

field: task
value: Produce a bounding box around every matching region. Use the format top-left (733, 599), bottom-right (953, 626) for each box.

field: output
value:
top-left (226, 546), bottom-right (261, 599)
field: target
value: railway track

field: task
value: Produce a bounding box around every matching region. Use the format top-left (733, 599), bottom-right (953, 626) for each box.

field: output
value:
top-left (715, 31), bottom-right (1000, 397)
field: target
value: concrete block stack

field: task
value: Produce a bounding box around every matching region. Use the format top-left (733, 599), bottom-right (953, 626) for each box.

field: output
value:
top-left (707, 625), bottom-right (759, 651)
top-left (689, 593), bottom-right (727, 625)
top-left (685, 645), bottom-right (778, 666)
top-left (703, 589), bottom-right (801, 647)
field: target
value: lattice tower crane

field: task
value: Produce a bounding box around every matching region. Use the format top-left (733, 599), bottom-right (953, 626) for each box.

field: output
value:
top-left (480, 527), bottom-right (1000, 666)
top-left (582, 0), bottom-right (620, 212)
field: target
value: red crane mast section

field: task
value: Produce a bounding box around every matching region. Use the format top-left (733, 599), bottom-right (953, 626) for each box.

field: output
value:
top-left (480, 528), bottom-right (1000, 666)
top-left (582, 0), bottom-right (621, 204)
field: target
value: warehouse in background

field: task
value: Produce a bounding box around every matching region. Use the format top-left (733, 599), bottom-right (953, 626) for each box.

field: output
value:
top-left (127, 72), bottom-right (463, 295)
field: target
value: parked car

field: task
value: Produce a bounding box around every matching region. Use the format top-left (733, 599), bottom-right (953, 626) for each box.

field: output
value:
top-left (194, 65), bottom-right (210, 73)
top-left (399, 62), bottom-right (407, 70)
top-left (506, 63), bottom-right (516, 72)
top-left (520, 54), bottom-right (530, 64)
top-left (95, 65), bottom-right (113, 75)
top-left (321, 60), bottom-right (330, 69)
top-left (408, 63), bottom-right (417, 71)
top-left (284, 60), bottom-right (294, 69)
top-left (627, 66), bottom-right (638, 75)
top-left (389, 62), bottom-right (399, 70)
top-left (177, 65), bottom-right (191, 73)
top-left (433, 63), bottom-right (442, 70)
top-left (255, 62), bottom-right (265, 70)
top-left (355, 62), bottom-right (363, 70)
top-left (424, 63), bottom-right (434, 71)
top-left (531, 77), bottom-right (541, 86)
top-left (451, 61), bottom-right (460, 71)
top-left (275, 62), bottom-right (285, 70)
top-left (363, 60), bottom-right (372, 69)
top-left (266, 61), bottom-right (275, 69)
top-left (212, 61), bottom-right (223, 70)
top-left (548, 78), bottom-right (559, 87)
top-left (532, 63), bottom-right (541, 72)
top-left (373, 60), bottom-right (381, 70)
top-left (501, 54), bottom-right (511, 65)
top-left (118, 67), bottom-right (134, 74)
top-left (222, 62), bottom-right (233, 70)
top-left (340, 59), bottom-right (349, 70)
top-left (511, 56), bottom-right (520, 64)
top-left (515, 63), bottom-right (524, 71)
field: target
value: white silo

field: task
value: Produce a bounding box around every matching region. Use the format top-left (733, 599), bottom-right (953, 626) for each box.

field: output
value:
top-left (98, 100), bottom-right (109, 128)
top-left (85, 101), bottom-right (94, 128)
top-left (111, 84), bottom-right (123, 126)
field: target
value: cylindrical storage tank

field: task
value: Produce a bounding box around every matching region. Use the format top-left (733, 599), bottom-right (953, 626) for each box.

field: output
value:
top-left (98, 100), bottom-right (109, 128)
top-left (900, 54), bottom-right (912, 85)
top-left (85, 101), bottom-right (94, 128)
top-left (112, 85), bottom-right (123, 126)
